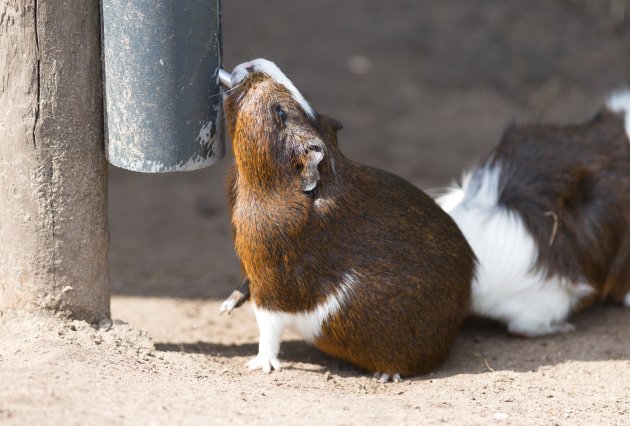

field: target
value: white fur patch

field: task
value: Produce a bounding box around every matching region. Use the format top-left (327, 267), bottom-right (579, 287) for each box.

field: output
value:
top-left (624, 292), bottom-right (630, 308)
top-left (434, 182), bottom-right (466, 212)
top-left (231, 58), bottom-right (315, 120)
top-left (606, 88), bottom-right (630, 139)
top-left (249, 272), bottom-right (357, 371)
top-left (438, 165), bottom-right (594, 336)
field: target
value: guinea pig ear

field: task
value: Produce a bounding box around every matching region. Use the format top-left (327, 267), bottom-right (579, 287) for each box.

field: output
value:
top-left (300, 140), bottom-right (325, 192)
top-left (329, 117), bottom-right (343, 131)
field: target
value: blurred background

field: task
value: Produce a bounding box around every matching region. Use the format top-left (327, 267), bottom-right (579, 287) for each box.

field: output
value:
top-left (109, 0), bottom-right (630, 300)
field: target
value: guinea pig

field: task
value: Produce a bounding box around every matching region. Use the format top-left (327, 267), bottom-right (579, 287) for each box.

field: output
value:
top-left (437, 90), bottom-right (630, 337)
top-left (222, 58), bottom-right (476, 381)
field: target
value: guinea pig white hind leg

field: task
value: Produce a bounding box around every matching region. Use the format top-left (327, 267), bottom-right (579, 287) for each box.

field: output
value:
top-left (475, 271), bottom-right (589, 338)
top-left (247, 306), bottom-right (289, 373)
top-left (506, 313), bottom-right (576, 338)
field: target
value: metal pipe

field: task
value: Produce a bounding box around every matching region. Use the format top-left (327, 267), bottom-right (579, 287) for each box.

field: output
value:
top-left (218, 69), bottom-right (232, 89)
top-left (102, 0), bottom-right (224, 173)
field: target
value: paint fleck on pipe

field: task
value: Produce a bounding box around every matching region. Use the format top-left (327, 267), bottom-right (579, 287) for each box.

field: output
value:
top-left (197, 121), bottom-right (213, 145)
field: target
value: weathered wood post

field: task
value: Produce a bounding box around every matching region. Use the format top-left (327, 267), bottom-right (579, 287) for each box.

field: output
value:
top-left (0, 1), bottom-right (109, 322)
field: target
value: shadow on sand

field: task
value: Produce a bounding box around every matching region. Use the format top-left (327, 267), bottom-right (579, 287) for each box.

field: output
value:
top-left (155, 304), bottom-right (629, 380)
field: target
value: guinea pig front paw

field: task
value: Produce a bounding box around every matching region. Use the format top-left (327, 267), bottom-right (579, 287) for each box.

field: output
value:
top-left (372, 372), bottom-right (402, 383)
top-left (219, 289), bottom-right (248, 314)
top-left (247, 353), bottom-right (281, 373)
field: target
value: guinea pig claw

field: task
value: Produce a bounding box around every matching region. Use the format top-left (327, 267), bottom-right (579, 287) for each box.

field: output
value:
top-left (219, 300), bottom-right (232, 315)
top-left (247, 354), bottom-right (281, 374)
top-left (372, 372), bottom-right (402, 383)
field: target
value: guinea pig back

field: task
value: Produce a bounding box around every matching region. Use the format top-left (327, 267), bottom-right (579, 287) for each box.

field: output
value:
top-left (438, 89), bottom-right (630, 337)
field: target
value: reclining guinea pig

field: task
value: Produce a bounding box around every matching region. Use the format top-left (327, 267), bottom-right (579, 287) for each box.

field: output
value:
top-left (437, 90), bottom-right (630, 337)
top-left (221, 59), bottom-right (475, 381)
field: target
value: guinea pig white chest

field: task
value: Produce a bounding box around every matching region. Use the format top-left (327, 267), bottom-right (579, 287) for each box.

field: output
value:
top-left (247, 273), bottom-right (357, 373)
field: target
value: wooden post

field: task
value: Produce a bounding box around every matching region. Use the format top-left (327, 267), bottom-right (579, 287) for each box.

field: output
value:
top-left (0, 0), bottom-right (109, 322)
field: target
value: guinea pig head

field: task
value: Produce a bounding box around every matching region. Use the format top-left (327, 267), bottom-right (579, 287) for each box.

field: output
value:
top-left (224, 59), bottom-right (340, 193)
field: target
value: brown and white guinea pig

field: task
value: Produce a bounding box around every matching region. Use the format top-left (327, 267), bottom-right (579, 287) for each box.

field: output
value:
top-left (437, 90), bottom-right (630, 337)
top-left (221, 59), bottom-right (475, 381)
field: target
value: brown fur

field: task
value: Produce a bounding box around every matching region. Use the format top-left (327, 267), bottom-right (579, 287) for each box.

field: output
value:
top-left (224, 71), bottom-right (475, 376)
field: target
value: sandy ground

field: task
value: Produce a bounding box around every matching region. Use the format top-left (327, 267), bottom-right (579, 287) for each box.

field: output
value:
top-left (2, 1), bottom-right (630, 424)
top-left (1, 301), bottom-right (628, 425)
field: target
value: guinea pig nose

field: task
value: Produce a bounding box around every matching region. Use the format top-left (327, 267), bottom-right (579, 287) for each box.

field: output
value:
top-left (246, 64), bottom-right (255, 72)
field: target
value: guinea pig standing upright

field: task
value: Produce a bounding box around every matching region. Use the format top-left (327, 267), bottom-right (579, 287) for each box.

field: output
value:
top-left (222, 59), bottom-right (475, 380)
top-left (437, 90), bottom-right (630, 337)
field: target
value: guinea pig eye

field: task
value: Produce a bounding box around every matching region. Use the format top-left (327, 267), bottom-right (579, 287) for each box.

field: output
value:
top-left (273, 105), bottom-right (288, 127)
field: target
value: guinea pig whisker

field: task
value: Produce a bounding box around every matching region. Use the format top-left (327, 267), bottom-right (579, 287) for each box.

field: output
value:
top-left (207, 81), bottom-right (245, 100)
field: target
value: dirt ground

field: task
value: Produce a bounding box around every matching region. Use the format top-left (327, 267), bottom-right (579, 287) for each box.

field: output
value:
top-left (2, 1), bottom-right (630, 425)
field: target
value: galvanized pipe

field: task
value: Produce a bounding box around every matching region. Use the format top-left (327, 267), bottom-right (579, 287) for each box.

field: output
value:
top-left (218, 69), bottom-right (232, 89)
top-left (102, 0), bottom-right (225, 173)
